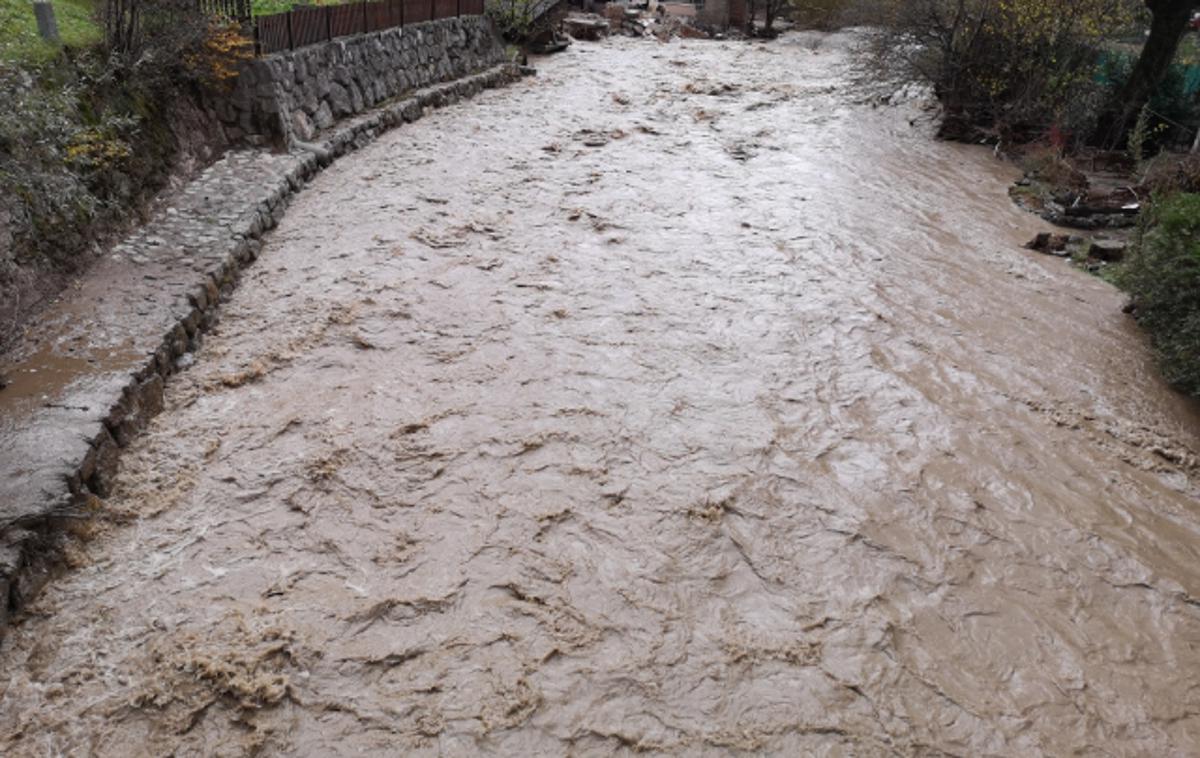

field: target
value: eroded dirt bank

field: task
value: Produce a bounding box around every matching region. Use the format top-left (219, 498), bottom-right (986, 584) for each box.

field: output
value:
top-left (2, 32), bottom-right (1199, 755)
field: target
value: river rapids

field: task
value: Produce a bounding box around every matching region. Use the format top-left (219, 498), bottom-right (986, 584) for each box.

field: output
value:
top-left (2, 31), bottom-right (1199, 756)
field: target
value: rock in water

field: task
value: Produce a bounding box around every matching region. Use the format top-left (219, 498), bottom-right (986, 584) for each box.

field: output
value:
top-left (1024, 232), bottom-right (1070, 256)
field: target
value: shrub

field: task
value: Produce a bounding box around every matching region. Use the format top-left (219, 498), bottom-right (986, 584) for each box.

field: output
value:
top-left (869, 0), bottom-right (1142, 145)
top-left (1145, 63), bottom-right (1200, 149)
top-left (0, 62), bottom-right (112, 267)
top-left (486, 0), bottom-right (538, 42)
top-left (0, 8), bottom-right (244, 285)
top-left (1142, 152), bottom-right (1200, 195)
top-left (1102, 51), bottom-right (1200, 152)
top-left (184, 20), bottom-right (254, 91)
top-left (790, 0), bottom-right (867, 30)
top-left (1018, 144), bottom-right (1089, 189)
top-left (1120, 192), bottom-right (1200, 395)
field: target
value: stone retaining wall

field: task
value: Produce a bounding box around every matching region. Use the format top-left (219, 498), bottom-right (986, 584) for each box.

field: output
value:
top-left (0, 64), bottom-right (523, 633)
top-left (215, 16), bottom-right (506, 145)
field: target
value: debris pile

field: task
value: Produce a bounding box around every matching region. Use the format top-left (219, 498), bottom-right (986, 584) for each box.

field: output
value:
top-left (564, 14), bottom-right (610, 40)
top-left (580, 2), bottom-right (713, 40)
top-left (1009, 149), bottom-right (1144, 231)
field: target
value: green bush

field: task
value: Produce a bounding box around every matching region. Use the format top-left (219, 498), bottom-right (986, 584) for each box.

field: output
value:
top-left (485, 0), bottom-right (537, 42)
top-left (0, 51), bottom-right (173, 269)
top-left (1120, 192), bottom-right (1200, 395)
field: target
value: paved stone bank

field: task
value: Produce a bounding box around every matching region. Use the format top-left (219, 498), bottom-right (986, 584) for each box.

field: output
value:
top-left (0, 64), bottom-right (521, 632)
top-left (216, 15), bottom-right (506, 145)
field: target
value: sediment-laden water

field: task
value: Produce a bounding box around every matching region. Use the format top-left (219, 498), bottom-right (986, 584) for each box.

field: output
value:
top-left (2, 31), bottom-right (1199, 756)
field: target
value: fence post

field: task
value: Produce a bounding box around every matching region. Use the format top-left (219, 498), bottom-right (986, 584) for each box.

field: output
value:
top-left (430, 0), bottom-right (435, 21)
top-left (456, 0), bottom-right (460, 16)
top-left (325, 3), bottom-right (332, 40)
top-left (286, 9), bottom-right (294, 50)
top-left (32, 2), bottom-right (60, 42)
top-left (362, 0), bottom-right (367, 33)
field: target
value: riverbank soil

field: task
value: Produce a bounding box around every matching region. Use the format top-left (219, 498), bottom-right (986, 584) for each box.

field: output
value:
top-left (2, 32), bottom-right (1199, 755)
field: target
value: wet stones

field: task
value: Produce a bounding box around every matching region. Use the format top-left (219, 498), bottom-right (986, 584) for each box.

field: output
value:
top-left (311, 103), bottom-right (334, 132)
top-left (329, 83), bottom-right (353, 118)
top-left (105, 373), bottom-right (165, 448)
top-left (1023, 231), bottom-right (1129, 271)
top-left (565, 16), bottom-right (610, 40)
top-left (1024, 232), bottom-right (1071, 256)
top-left (1087, 239), bottom-right (1126, 262)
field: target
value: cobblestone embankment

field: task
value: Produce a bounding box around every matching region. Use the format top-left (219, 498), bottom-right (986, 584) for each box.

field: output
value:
top-left (0, 63), bottom-right (520, 630)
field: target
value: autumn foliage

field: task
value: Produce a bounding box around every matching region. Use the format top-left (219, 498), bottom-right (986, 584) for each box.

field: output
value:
top-left (185, 21), bottom-right (255, 91)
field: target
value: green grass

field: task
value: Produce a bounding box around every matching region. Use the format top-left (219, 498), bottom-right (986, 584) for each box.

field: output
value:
top-left (0, 0), bottom-right (101, 65)
top-left (251, 0), bottom-right (348, 17)
top-left (252, 0), bottom-right (293, 15)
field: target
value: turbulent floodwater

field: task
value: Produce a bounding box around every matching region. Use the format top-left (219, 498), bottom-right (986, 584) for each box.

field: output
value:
top-left (3, 32), bottom-right (1200, 756)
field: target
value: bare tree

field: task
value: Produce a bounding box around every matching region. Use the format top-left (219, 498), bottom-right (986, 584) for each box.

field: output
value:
top-left (1095, 0), bottom-right (1197, 146)
top-left (761, 0), bottom-right (791, 35)
top-left (105, 0), bottom-right (142, 54)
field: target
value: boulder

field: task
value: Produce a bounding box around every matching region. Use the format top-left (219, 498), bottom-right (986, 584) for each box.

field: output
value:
top-left (314, 101), bottom-right (335, 129)
top-left (565, 16), bottom-right (610, 40)
top-left (1087, 239), bottom-right (1126, 262)
top-left (328, 82), bottom-right (352, 117)
top-left (292, 110), bottom-right (316, 141)
top-left (1024, 232), bottom-right (1070, 256)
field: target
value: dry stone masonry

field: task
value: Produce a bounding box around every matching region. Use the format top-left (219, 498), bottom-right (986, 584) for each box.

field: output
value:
top-left (216, 16), bottom-right (507, 145)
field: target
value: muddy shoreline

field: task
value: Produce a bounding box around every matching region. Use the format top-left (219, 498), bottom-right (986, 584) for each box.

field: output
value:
top-left (2, 32), bottom-right (1199, 756)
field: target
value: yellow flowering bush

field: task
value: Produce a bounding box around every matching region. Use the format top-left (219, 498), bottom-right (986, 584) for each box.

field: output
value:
top-left (65, 128), bottom-right (133, 171)
top-left (184, 20), bottom-right (254, 91)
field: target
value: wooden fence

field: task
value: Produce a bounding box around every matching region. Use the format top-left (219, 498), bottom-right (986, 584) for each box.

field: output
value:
top-left (204, 0), bottom-right (486, 56)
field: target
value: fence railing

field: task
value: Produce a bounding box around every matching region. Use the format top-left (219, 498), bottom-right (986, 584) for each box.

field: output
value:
top-left (217, 0), bottom-right (485, 56)
top-left (201, 0), bottom-right (252, 20)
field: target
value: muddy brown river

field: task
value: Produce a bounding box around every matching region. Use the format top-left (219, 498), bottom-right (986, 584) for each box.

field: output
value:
top-left (3, 31), bottom-right (1200, 756)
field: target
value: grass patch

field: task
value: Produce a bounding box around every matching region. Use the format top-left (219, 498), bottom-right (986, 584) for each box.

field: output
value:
top-left (0, 0), bottom-right (101, 64)
top-left (251, 0), bottom-right (345, 16)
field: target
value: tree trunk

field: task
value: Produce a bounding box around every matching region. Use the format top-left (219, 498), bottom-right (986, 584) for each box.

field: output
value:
top-left (1095, 0), bottom-right (1194, 147)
